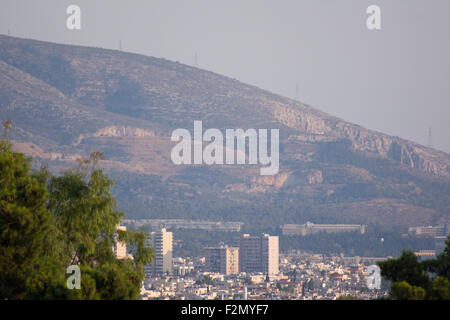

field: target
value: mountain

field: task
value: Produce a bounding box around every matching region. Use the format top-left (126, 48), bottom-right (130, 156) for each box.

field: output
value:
top-left (1, 35), bottom-right (449, 231)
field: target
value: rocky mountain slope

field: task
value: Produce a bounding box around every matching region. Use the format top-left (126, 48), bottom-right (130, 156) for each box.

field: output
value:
top-left (1, 35), bottom-right (449, 231)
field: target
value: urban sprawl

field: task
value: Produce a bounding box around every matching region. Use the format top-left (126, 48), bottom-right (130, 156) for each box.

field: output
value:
top-left (112, 219), bottom-right (449, 300)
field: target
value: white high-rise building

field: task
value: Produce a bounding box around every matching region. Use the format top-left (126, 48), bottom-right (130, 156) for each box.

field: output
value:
top-left (261, 234), bottom-right (279, 276)
top-left (146, 227), bottom-right (173, 277)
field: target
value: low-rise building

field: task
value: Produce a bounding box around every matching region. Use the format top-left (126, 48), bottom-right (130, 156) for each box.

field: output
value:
top-left (281, 222), bottom-right (365, 236)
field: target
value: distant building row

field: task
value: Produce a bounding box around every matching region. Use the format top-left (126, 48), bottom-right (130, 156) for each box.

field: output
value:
top-left (281, 222), bottom-right (365, 236)
top-left (123, 219), bottom-right (243, 232)
top-left (408, 224), bottom-right (449, 238)
top-left (408, 221), bottom-right (449, 256)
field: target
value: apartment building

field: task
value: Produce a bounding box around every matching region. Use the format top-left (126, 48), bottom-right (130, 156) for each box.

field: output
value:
top-left (205, 245), bottom-right (239, 275)
top-left (235, 234), bottom-right (279, 275)
top-left (146, 227), bottom-right (173, 276)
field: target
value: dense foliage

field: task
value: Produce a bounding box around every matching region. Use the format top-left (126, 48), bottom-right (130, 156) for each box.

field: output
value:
top-left (378, 236), bottom-right (450, 300)
top-left (0, 137), bottom-right (153, 300)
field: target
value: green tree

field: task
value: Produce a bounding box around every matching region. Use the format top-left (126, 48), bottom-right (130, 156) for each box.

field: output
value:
top-left (196, 275), bottom-right (216, 286)
top-left (0, 138), bottom-right (153, 299)
top-left (390, 281), bottom-right (426, 300)
top-left (429, 277), bottom-right (450, 300)
top-left (48, 168), bottom-right (122, 265)
top-left (0, 139), bottom-right (67, 299)
top-left (378, 250), bottom-right (430, 290)
top-left (46, 153), bottom-right (153, 299)
top-left (378, 235), bottom-right (450, 300)
top-left (422, 236), bottom-right (450, 280)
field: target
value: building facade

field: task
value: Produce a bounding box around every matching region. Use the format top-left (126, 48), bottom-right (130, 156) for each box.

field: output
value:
top-left (281, 222), bottom-right (365, 236)
top-left (261, 234), bottom-right (279, 275)
top-left (408, 225), bottom-right (447, 238)
top-left (235, 234), bottom-right (279, 275)
top-left (146, 227), bottom-right (173, 276)
top-left (205, 245), bottom-right (239, 275)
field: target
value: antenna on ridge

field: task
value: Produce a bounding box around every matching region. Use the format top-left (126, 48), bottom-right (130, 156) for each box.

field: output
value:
top-left (295, 83), bottom-right (299, 101)
top-left (194, 52), bottom-right (198, 67)
top-left (119, 40), bottom-right (122, 51)
top-left (427, 127), bottom-right (433, 148)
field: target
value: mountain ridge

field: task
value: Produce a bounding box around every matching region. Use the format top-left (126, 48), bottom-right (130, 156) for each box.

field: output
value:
top-left (1, 35), bottom-right (449, 230)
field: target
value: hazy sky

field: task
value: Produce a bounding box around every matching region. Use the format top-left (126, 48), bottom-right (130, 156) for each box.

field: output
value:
top-left (1, 0), bottom-right (449, 153)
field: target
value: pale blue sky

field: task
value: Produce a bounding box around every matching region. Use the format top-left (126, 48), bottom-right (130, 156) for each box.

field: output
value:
top-left (1, 0), bottom-right (449, 153)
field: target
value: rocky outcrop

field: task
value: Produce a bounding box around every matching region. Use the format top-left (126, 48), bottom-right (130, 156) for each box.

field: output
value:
top-left (1, 35), bottom-right (449, 229)
top-left (74, 126), bottom-right (155, 145)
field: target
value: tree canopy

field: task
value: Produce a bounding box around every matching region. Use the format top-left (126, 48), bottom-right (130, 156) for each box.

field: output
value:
top-left (378, 236), bottom-right (450, 300)
top-left (0, 137), bottom-right (153, 300)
